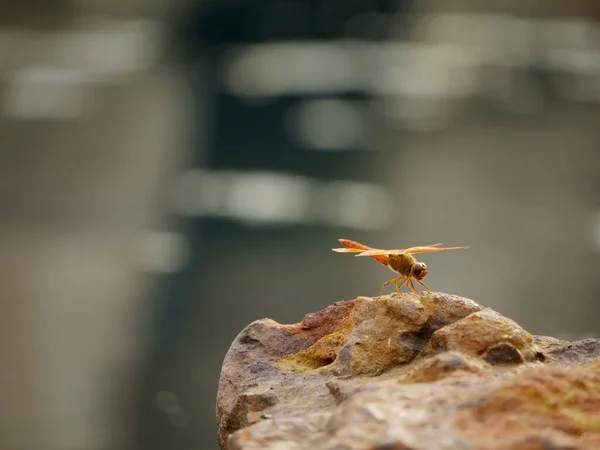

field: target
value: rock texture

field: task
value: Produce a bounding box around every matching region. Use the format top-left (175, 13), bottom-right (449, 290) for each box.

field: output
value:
top-left (216, 292), bottom-right (600, 450)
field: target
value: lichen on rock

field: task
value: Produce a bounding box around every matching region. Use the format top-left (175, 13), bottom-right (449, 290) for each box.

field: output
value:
top-left (216, 292), bottom-right (600, 449)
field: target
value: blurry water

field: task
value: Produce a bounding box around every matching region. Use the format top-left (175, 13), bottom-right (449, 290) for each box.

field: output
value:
top-left (1, 1), bottom-right (600, 450)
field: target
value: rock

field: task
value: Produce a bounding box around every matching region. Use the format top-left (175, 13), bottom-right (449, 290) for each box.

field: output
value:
top-left (453, 362), bottom-right (600, 449)
top-left (275, 293), bottom-right (484, 377)
top-left (216, 293), bottom-right (600, 450)
top-left (420, 309), bottom-right (541, 364)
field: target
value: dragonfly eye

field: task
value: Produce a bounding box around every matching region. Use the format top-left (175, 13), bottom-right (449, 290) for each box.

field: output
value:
top-left (411, 262), bottom-right (428, 279)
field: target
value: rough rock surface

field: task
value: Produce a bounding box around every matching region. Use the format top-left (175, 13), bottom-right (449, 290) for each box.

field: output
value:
top-left (216, 292), bottom-right (600, 450)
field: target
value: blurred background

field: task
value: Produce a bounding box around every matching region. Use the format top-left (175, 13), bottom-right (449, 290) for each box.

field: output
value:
top-left (1, 0), bottom-right (600, 449)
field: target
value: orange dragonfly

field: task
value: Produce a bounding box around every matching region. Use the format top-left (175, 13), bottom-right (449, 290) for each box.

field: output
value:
top-left (332, 238), bottom-right (468, 296)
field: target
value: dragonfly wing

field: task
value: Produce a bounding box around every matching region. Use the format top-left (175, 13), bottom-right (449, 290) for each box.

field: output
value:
top-left (332, 247), bottom-right (365, 253)
top-left (356, 245), bottom-right (467, 257)
top-left (333, 239), bottom-right (390, 265)
top-left (337, 239), bottom-right (373, 250)
top-left (356, 249), bottom-right (407, 257)
top-left (403, 245), bottom-right (469, 254)
top-left (333, 238), bottom-right (379, 253)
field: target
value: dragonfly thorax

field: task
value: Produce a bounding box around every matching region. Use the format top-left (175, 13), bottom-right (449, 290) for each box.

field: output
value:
top-left (387, 253), bottom-right (417, 277)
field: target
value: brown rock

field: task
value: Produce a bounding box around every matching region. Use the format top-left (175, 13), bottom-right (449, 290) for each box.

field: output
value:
top-left (399, 351), bottom-right (493, 383)
top-left (274, 292), bottom-right (483, 377)
top-left (454, 362), bottom-right (600, 449)
top-left (216, 293), bottom-right (600, 449)
top-left (421, 308), bottom-right (539, 364)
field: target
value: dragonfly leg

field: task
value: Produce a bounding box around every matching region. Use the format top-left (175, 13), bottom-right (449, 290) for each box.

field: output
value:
top-left (406, 278), bottom-right (418, 293)
top-left (394, 276), bottom-right (408, 293)
top-left (415, 278), bottom-right (431, 292)
top-left (379, 276), bottom-right (405, 297)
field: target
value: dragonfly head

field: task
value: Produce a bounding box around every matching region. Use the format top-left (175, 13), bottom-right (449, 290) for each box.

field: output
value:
top-left (410, 262), bottom-right (428, 280)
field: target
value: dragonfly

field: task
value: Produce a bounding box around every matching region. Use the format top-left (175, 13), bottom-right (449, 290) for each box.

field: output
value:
top-left (332, 238), bottom-right (468, 296)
